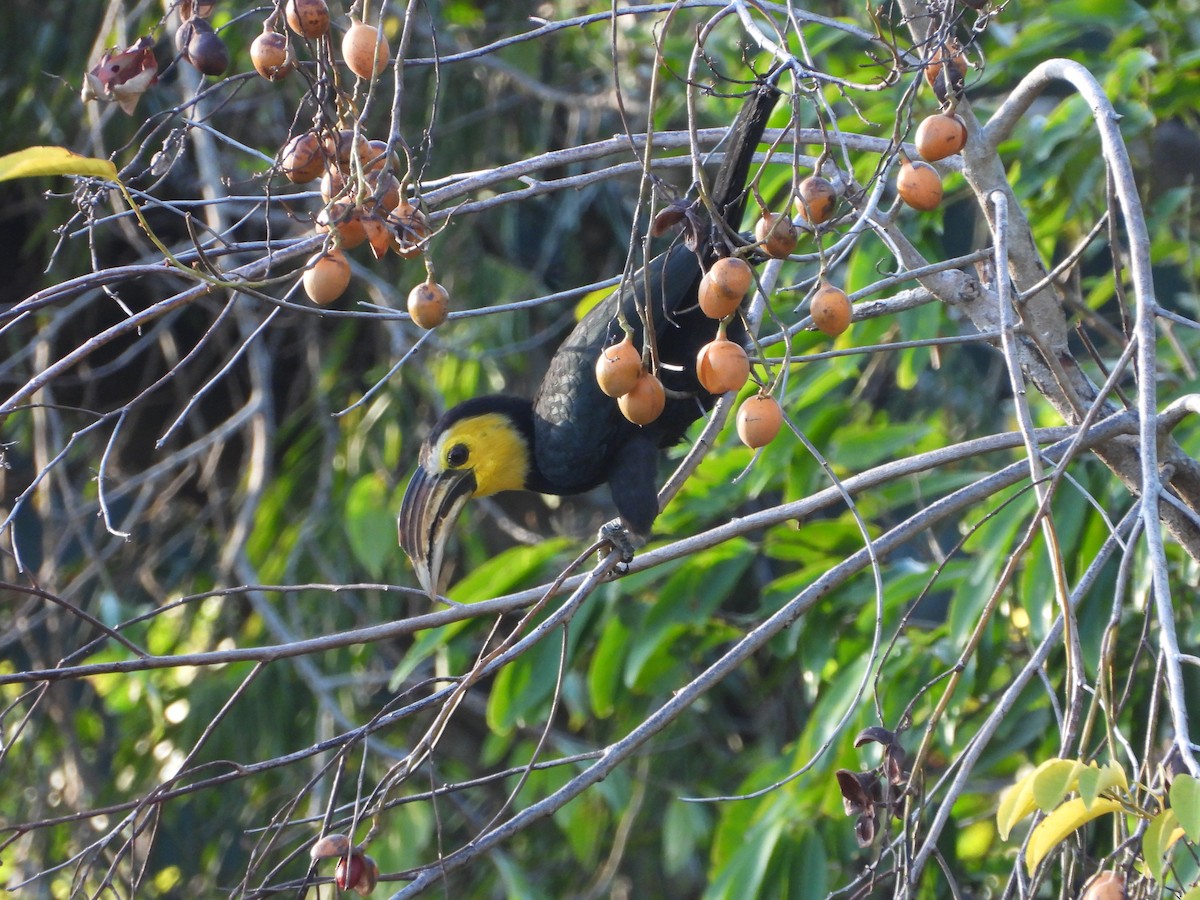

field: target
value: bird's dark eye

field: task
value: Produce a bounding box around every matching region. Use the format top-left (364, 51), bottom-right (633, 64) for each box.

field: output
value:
top-left (447, 443), bottom-right (469, 467)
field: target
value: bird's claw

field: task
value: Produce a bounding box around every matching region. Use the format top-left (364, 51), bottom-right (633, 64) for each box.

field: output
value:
top-left (598, 519), bottom-right (636, 576)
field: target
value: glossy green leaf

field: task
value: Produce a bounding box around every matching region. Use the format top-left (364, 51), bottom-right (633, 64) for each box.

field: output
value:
top-left (1171, 774), bottom-right (1200, 843)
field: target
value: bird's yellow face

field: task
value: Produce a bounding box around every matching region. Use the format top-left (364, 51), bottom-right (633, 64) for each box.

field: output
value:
top-left (425, 413), bottom-right (530, 497)
top-left (399, 409), bottom-right (532, 595)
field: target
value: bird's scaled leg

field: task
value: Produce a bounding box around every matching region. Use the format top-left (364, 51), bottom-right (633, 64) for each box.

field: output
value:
top-left (597, 517), bottom-right (646, 575)
top-left (599, 434), bottom-right (659, 576)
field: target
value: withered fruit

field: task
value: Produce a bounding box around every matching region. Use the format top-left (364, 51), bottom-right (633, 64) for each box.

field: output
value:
top-left (342, 19), bottom-right (390, 80)
top-left (925, 39), bottom-right (967, 104)
top-left (595, 334), bottom-right (642, 398)
top-left (361, 215), bottom-right (391, 259)
top-left (736, 394), bottom-right (783, 449)
top-left (187, 27), bottom-right (229, 76)
top-left (388, 200), bottom-right (430, 257)
top-left (175, 17), bottom-right (207, 55)
top-left (796, 175), bottom-right (838, 225)
top-left (617, 370), bottom-right (666, 425)
top-left (251, 29), bottom-right (292, 81)
top-left (696, 329), bottom-right (750, 394)
top-left (179, 1), bottom-right (217, 20)
top-left (302, 249), bottom-right (351, 305)
top-left (335, 851), bottom-right (379, 897)
top-left (407, 279), bottom-right (449, 329)
top-left (896, 159), bottom-right (943, 211)
top-left (754, 212), bottom-right (798, 259)
top-left (810, 283), bottom-right (853, 337)
top-left (698, 257), bottom-right (753, 319)
top-left (914, 113), bottom-right (967, 162)
top-left (286, 0), bottom-right (330, 39)
top-left (280, 132), bottom-right (324, 184)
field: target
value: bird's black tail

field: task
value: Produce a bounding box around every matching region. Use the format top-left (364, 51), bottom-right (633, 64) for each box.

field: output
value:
top-left (705, 74), bottom-right (783, 254)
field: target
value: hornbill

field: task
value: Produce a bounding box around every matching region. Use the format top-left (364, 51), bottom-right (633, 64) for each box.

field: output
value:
top-left (399, 76), bottom-right (781, 595)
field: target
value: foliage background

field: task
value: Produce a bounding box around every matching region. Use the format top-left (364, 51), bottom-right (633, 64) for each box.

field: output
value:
top-left (2, 0), bottom-right (1200, 897)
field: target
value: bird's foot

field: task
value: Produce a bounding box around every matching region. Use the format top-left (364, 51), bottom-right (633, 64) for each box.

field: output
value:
top-left (598, 519), bottom-right (637, 577)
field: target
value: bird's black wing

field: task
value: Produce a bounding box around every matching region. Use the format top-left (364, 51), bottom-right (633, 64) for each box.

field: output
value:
top-left (530, 77), bottom-right (781, 522)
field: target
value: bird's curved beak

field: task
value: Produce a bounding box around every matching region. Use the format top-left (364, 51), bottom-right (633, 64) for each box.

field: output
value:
top-left (398, 463), bottom-right (477, 596)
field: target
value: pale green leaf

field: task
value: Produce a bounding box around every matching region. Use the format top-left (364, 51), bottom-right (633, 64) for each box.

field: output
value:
top-left (1077, 761), bottom-right (1128, 808)
top-left (1143, 808), bottom-right (1185, 883)
top-left (1031, 758), bottom-right (1086, 812)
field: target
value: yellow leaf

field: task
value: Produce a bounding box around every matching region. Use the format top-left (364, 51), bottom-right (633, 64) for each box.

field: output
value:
top-left (575, 283), bottom-right (617, 321)
top-left (0, 146), bottom-right (118, 183)
top-left (998, 767), bottom-right (1040, 841)
top-left (1024, 797), bottom-right (1123, 875)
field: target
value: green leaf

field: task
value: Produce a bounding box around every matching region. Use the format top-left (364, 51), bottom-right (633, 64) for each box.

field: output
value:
top-left (1171, 774), bottom-right (1200, 843)
top-left (486, 628), bottom-right (566, 734)
top-left (586, 613), bottom-right (630, 718)
top-left (344, 473), bottom-right (395, 578)
top-left (1143, 807), bottom-right (1185, 883)
top-left (704, 809), bottom-right (785, 900)
top-left (663, 799), bottom-right (710, 877)
top-left (1031, 758), bottom-right (1086, 812)
top-left (448, 539), bottom-right (572, 602)
top-left (0, 146), bottom-right (119, 182)
top-left (1077, 761), bottom-right (1128, 808)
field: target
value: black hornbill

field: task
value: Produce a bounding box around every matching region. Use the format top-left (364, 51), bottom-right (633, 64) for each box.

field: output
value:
top-left (399, 76), bottom-right (781, 595)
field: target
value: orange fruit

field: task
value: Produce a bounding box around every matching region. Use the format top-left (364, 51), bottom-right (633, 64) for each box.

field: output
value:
top-left (342, 19), bottom-right (389, 79)
top-left (754, 212), bottom-right (798, 259)
top-left (280, 132), bottom-right (323, 184)
top-left (696, 333), bottom-right (750, 394)
top-left (810, 283), bottom-right (853, 336)
top-left (286, 0), bottom-right (330, 38)
top-left (896, 160), bottom-right (943, 211)
top-left (251, 29), bottom-right (292, 81)
top-left (698, 257), bottom-right (753, 319)
top-left (736, 394), bottom-right (783, 448)
top-left (303, 249), bottom-right (351, 305)
top-left (796, 176), bottom-right (838, 225)
top-left (915, 113), bottom-right (967, 162)
top-left (617, 370), bottom-right (666, 425)
top-left (595, 335), bottom-right (642, 398)
top-left (407, 280), bottom-right (449, 328)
